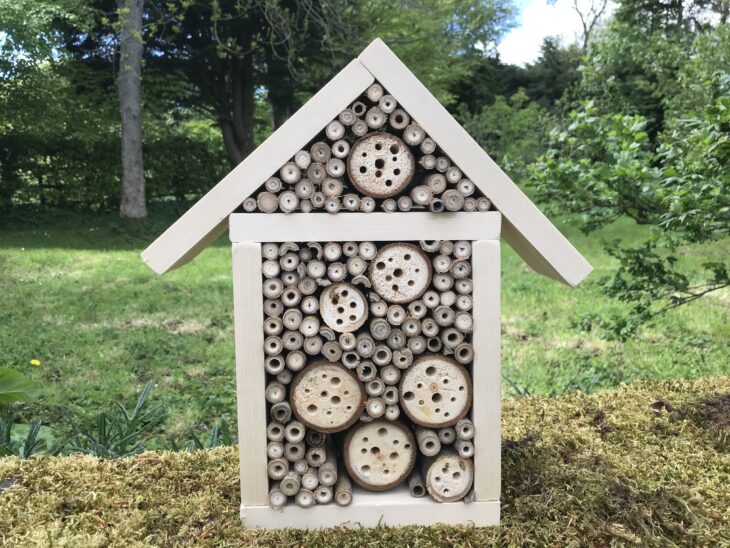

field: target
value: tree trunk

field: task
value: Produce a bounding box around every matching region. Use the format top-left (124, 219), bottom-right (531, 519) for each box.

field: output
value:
top-left (117, 0), bottom-right (146, 219)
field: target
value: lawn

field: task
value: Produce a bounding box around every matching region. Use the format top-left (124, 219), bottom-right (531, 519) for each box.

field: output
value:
top-left (0, 206), bottom-right (728, 447)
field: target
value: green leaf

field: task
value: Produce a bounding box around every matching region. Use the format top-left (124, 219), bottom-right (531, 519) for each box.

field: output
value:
top-left (0, 368), bottom-right (41, 404)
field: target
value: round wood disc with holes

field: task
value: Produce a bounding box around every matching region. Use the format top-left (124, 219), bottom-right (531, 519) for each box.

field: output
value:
top-left (291, 361), bottom-right (365, 433)
top-left (399, 355), bottom-right (472, 428)
top-left (347, 133), bottom-right (415, 198)
top-left (424, 450), bottom-right (474, 502)
top-left (343, 419), bottom-right (416, 492)
top-left (368, 243), bottom-right (431, 304)
top-left (319, 282), bottom-right (368, 333)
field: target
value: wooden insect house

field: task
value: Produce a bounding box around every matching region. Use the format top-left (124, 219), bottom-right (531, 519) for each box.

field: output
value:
top-left (142, 39), bottom-right (591, 528)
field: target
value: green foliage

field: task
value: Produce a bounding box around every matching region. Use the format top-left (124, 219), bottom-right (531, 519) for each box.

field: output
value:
top-left (65, 381), bottom-right (166, 458)
top-left (171, 417), bottom-right (236, 452)
top-left (0, 368), bottom-right (41, 404)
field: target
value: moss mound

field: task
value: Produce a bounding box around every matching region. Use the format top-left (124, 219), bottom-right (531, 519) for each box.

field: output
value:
top-left (1, 376), bottom-right (728, 547)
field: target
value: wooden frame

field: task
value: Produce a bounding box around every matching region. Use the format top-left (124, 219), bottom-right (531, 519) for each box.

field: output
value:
top-left (232, 215), bottom-right (502, 528)
top-left (229, 212), bottom-right (501, 243)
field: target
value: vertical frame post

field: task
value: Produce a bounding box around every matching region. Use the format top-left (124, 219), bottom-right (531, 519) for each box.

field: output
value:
top-left (232, 242), bottom-right (269, 507)
top-left (471, 240), bottom-right (501, 502)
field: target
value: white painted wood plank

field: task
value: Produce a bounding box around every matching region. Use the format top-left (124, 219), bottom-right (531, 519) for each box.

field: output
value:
top-left (358, 39), bottom-right (592, 288)
top-left (232, 243), bottom-right (269, 506)
top-left (472, 240), bottom-right (501, 501)
top-left (141, 59), bottom-right (374, 275)
top-left (241, 486), bottom-right (499, 528)
top-left (229, 212), bottom-right (501, 243)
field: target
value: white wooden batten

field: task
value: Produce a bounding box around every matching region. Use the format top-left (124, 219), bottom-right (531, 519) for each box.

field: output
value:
top-left (141, 39), bottom-right (592, 288)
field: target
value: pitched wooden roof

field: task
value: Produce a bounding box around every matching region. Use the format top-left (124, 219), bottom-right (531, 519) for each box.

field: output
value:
top-left (142, 39), bottom-right (591, 287)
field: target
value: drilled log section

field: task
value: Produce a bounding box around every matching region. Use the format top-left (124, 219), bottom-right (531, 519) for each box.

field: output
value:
top-left (422, 448), bottom-right (474, 503)
top-left (290, 361), bottom-right (365, 433)
top-left (343, 419), bottom-right (416, 492)
top-left (347, 133), bottom-right (415, 199)
top-left (399, 355), bottom-right (472, 428)
top-left (319, 282), bottom-right (368, 333)
top-left (368, 243), bottom-right (432, 305)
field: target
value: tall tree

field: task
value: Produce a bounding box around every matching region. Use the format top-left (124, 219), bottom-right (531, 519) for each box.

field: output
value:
top-left (117, 0), bottom-right (146, 219)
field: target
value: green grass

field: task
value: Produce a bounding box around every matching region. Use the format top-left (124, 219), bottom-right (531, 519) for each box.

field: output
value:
top-left (0, 207), bottom-right (728, 445)
top-left (1, 376), bottom-right (728, 546)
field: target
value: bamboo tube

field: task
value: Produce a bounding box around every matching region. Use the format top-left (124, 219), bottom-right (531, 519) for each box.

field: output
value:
top-left (389, 108), bottom-right (410, 130)
top-left (294, 179), bottom-right (315, 200)
top-left (457, 178), bottom-right (475, 196)
top-left (423, 290), bottom-right (440, 309)
top-left (451, 259), bottom-right (471, 279)
top-left (441, 327), bottom-right (464, 349)
top-left (243, 197), bottom-right (257, 212)
top-left (338, 108), bottom-right (356, 126)
top-left (267, 421), bottom-right (286, 442)
top-left (269, 483), bottom-right (287, 509)
top-left (284, 441), bottom-right (305, 462)
top-left (384, 404), bottom-right (400, 421)
top-left (257, 191), bottom-right (279, 213)
top-left (322, 241), bottom-right (341, 261)
top-left (280, 471), bottom-right (301, 496)
top-left (267, 441), bottom-right (284, 459)
top-left (366, 397), bottom-right (385, 418)
top-left (421, 318), bottom-right (440, 337)
top-left (477, 197), bottom-right (491, 211)
top-left (434, 305), bottom-right (455, 327)
top-left (267, 458), bottom-right (289, 480)
top-left (301, 469), bottom-right (319, 491)
top-left (429, 198), bottom-right (444, 212)
top-left (338, 332), bottom-right (356, 351)
top-left (331, 140), bottom-right (350, 160)
top-left (420, 137), bottom-right (437, 155)
top-left (262, 242), bottom-right (279, 259)
top-left (326, 158), bottom-right (345, 178)
top-left (352, 118), bottom-right (368, 136)
top-left (356, 333), bottom-right (375, 357)
top-left (392, 348), bottom-right (414, 369)
top-left (351, 100), bottom-right (367, 117)
top-left (360, 196), bottom-right (376, 213)
top-left (279, 250), bottom-right (299, 271)
top-left (386, 329), bottom-right (406, 350)
top-left (402, 317), bottom-right (421, 337)
top-left (295, 489), bottom-right (315, 508)
top-left (381, 198), bottom-right (397, 212)
top-left (321, 341), bottom-right (343, 362)
top-left (326, 120), bottom-right (345, 141)
top-left (370, 318), bottom-right (391, 340)
top-left (438, 427), bottom-right (457, 445)
top-left (311, 191), bottom-right (326, 208)
top-left (446, 166), bottom-right (462, 184)
top-left (419, 240), bottom-right (441, 253)
top-left (455, 294), bottom-right (473, 312)
top-left (278, 191), bottom-right (299, 213)
top-left (342, 194), bottom-right (360, 211)
top-left (372, 345), bottom-right (392, 366)
top-left (455, 439), bottom-right (475, 458)
top-left (305, 260), bottom-right (325, 280)
top-left (419, 154), bottom-right (437, 170)
top-left (407, 336), bottom-right (426, 355)
top-left (463, 197), bottom-right (477, 212)
top-left (410, 185), bottom-right (432, 206)
top-left (305, 446), bottom-right (326, 468)
top-left (435, 156), bottom-right (451, 173)
top-left (455, 418), bottom-right (475, 441)
top-left (358, 241), bottom-right (377, 260)
top-left (455, 278), bottom-right (473, 295)
top-left (379, 94), bottom-right (397, 113)
top-left (299, 290), bottom-right (317, 310)
top-left (299, 315), bottom-right (320, 338)
top-left (442, 189), bottom-right (465, 211)
top-left (325, 197), bottom-right (341, 214)
top-left (285, 420), bottom-right (305, 443)
top-left (265, 176), bottom-right (283, 193)
top-left (370, 300), bottom-right (388, 318)
top-left (279, 162), bottom-right (301, 184)
top-left (397, 195), bottom-right (413, 212)
top-left (415, 426), bottom-right (441, 457)
top-left (380, 365), bottom-right (401, 385)
top-left (315, 485), bottom-right (334, 505)
top-left (426, 336), bottom-right (442, 353)
top-left (270, 401), bottom-right (292, 423)
top-left (386, 304), bottom-right (406, 326)
top-left (407, 300), bottom-right (428, 318)
top-left (285, 350), bottom-right (306, 373)
top-left (365, 106), bottom-right (387, 129)
top-left (318, 443), bottom-right (338, 487)
top-left (426, 173), bottom-right (447, 195)
top-left (263, 316), bottom-right (283, 336)
top-left (365, 378), bottom-right (385, 397)
top-left (454, 311), bottom-right (473, 333)
top-left (356, 360), bottom-right (377, 382)
top-left (366, 83), bottom-right (384, 102)
top-left (262, 259), bottom-right (281, 279)
top-left (294, 149), bottom-right (312, 169)
top-left (276, 369), bottom-right (293, 385)
top-left (454, 240), bottom-right (472, 260)
top-left (282, 309), bottom-right (302, 331)
top-left (305, 430), bottom-right (325, 448)
top-left (342, 351), bottom-right (360, 369)
top-left (310, 141), bottom-right (331, 163)
top-left (403, 123), bottom-right (425, 146)
top-left (437, 240), bottom-right (454, 256)
top-left (347, 256), bottom-right (367, 276)
top-left (408, 470), bottom-right (427, 498)
top-left (382, 385), bottom-right (399, 405)
top-left (293, 459), bottom-right (309, 475)
top-left (326, 262), bottom-right (346, 282)
top-left (263, 278), bottom-right (284, 300)
top-left (334, 465), bottom-right (353, 506)
top-left (307, 162), bottom-right (326, 183)
top-left (438, 290), bottom-right (455, 307)
top-left (264, 335), bottom-right (283, 356)
top-left (433, 254), bottom-right (452, 274)
top-left (264, 298), bottom-right (284, 317)
top-left (265, 382), bottom-right (286, 404)
top-left (433, 273), bottom-right (454, 291)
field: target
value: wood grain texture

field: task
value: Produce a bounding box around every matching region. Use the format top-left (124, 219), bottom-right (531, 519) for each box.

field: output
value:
top-left (241, 485), bottom-right (500, 528)
top-left (229, 212), bottom-right (501, 243)
top-left (232, 243), bottom-right (269, 506)
top-left (358, 39), bottom-right (591, 288)
top-left (142, 59), bottom-right (374, 275)
top-left (472, 240), bottom-right (501, 502)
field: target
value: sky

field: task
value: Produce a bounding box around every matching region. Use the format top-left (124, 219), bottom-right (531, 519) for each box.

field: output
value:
top-left (497, 0), bottom-right (610, 65)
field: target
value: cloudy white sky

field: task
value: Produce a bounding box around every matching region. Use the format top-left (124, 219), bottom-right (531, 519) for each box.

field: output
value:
top-left (497, 0), bottom-right (611, 65)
